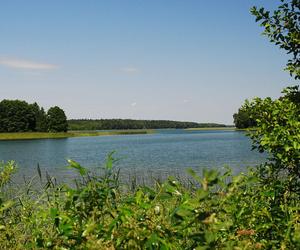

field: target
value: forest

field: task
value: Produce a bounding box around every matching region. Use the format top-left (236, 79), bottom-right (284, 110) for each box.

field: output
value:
top-left (0, 100), bottom-right (227, 133)
top-left (68, 119), bottom-right (226, 130)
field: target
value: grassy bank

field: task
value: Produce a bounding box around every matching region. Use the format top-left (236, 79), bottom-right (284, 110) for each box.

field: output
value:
top-left (0, 129), bottom-right (155, 141)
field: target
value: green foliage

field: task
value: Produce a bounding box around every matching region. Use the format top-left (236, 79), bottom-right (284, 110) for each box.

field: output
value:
top-left (282, 85), bottom-right (300, 104)
top-left (0, 100), bottom-right (36, 132)
top-left (30, 103), bottom-right (48, 132)
top-left (242, 87), bottom-right (300, 193)
top-left (47, 106), bottom-right (68, 132)
top-left (0, 161), bottom-right (16, 234)
top-left (250, 0), bottom-right (300, 79)
top-left (68, 119), bottom-right (226, 130)
top-left (0, 100), bottom-right (68, 133)
top-left (0, 161), bottom-right (15, 188)
top-left (233, 105), bottom-right (256, 129)
top-left (245, 1), bottom-right (300, 195)
top-left (0, 157), bottom-right (299, 249)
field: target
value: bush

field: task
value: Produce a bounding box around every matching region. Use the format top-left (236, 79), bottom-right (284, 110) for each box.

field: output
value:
top-left (241, 87), bottom-right (300, 195)
top-left (0, 152), bottom-right (299, 249)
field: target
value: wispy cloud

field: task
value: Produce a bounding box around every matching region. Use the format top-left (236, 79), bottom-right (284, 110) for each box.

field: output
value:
top-left (120, 67), bottom-right (139, 74)
top-left (131, 102), bottom-right (137, 107)
top-left (0, 58), bottom-right (59, 70)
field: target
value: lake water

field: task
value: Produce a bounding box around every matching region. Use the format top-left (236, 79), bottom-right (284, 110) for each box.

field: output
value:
top-left (0, 129), bottom-right (266, 183)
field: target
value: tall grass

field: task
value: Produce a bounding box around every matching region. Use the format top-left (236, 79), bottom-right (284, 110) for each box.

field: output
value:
top-left (0, 156), bottom-right (299, 249)
top-left (0, 130), bottom-right (155, 141)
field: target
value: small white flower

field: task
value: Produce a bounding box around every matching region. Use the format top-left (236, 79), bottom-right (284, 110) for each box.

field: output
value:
top-left (154, 205), bottom-right (160, 214)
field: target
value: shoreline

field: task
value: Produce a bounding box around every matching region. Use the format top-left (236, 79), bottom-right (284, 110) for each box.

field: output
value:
top-left (185, 127), bottom-right (236, 131)
top-left (0, 130), bottom-right (155, 141)
top-left (0, 127), bottom-right (255, 141)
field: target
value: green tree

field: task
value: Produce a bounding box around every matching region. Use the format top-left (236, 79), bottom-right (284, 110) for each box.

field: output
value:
top-left (244, 0), bottom-right (300, 191)
top-left (282, 85), bottom-right (300, 104)
top-left (250, 0), bottom-right (300, 79)
top-left (30, 102), bottom-right (48, 132)
top-left (233, 105), bottom-right (256, 129)
top-left (243, 88), bottom-right (300, 194)
top-left (47, 106), bottom-right (68, 132)
top-left (0, 100), bottom-right (35, 132)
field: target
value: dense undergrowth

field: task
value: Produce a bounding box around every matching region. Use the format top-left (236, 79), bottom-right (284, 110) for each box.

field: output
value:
top-left (0, 159), bottom-right (299, 250)
top-left (0, 154), bottom-right (299, 249)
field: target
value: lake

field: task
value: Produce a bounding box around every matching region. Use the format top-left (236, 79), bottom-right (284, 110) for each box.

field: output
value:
top-left (0, 129), bottom-right (266, 183)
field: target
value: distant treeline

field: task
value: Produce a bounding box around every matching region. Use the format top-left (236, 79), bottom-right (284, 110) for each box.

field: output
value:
top-left (0, 100), bottom-right (68, 132)
top-left (68, 119), bottom-right (227, 130)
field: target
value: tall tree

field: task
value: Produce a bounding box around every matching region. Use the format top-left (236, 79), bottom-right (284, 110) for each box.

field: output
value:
top-left (0, 100), bottom-right (35, 132)
top-left (47, 106), bottom-right (68, 132)
top-left (233, 104), bottom-right (256, 129)
top-left (30, 103), bottom-right (48, 132)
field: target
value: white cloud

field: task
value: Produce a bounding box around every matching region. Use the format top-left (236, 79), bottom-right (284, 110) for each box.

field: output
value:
top-left (131, 102), bottom-right (137, 107)
top-left (120, 67), bottom-right (139, 74)
top-left (183, 99), bottom-right (189, 103)
top-left (0, 58), bottom-right (59, 70)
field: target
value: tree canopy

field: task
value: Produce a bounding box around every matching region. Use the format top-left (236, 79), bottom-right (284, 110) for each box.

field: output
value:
top-left (68, 119), bottom-right (226, 130)
top-left (250, 0), bottom-right (300, 79)
top-left (0, 100), bottom-right (35, 132)
top-left (0, 100), bottom-right (68, 133)
top-left (47, 106), bottom-right (68, 132)
top-left (242, 0), bottom-right (300, 188)
top-left (234, 0), bottom-right (299, 128)
top-left (233, 105), bottom-right (256, 129)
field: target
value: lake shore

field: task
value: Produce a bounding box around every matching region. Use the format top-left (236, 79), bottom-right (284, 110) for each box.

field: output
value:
top-left (0, 129), bottom-right (155, 141)
top-left (185, 127), bottom-right (255, 131)
top-left (185, 127), bottom-right (236, 131)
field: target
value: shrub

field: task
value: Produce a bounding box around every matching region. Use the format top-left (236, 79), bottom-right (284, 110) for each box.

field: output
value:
top-left (0, 154), bottom-right (299, 249)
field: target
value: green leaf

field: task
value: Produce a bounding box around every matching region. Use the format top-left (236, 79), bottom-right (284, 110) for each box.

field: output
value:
top-left (50, 207), bottom-right (58, 218)
top-left (67, 159), bottom-right (87, 176)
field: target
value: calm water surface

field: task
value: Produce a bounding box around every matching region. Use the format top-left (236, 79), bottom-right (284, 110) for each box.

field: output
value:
top-left (0, 129), bottom-right (266, 182)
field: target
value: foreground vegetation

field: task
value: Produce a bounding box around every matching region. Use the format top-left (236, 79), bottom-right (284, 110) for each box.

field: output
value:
top-left (0, 144), bottom-right (299, 249)
top-left (0, 130), bottom-right (154, 141)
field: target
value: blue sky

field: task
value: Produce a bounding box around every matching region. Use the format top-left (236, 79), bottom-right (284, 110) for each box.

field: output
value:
top-left (0, 1), bottom-right (295, 124)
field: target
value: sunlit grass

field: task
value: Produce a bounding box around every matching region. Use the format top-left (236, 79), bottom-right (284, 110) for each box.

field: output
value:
top-left (0, 129), bottom-right (155, 140)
